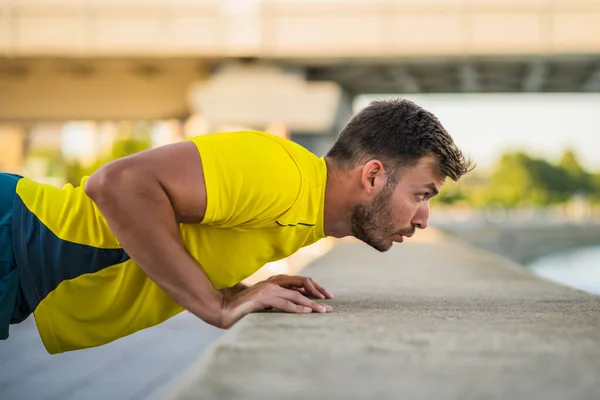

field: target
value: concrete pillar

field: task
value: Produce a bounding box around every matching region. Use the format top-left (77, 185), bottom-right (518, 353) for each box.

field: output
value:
top-left (186, 62), bottom-right (352, 151)
top-left (0, 125), bottom-right (26, 174)
top-left (24, 123), bottom-right (64, 184)
top-left (264, 121), bottom-right (291, 140)
top-left (290, 86), bottom-right (354, 157)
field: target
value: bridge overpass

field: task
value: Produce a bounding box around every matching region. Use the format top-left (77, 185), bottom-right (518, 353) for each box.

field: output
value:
top-left (1, 0), bottom-right (600, 155)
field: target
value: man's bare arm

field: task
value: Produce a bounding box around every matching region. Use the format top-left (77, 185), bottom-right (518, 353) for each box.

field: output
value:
top-left (85, 141), bottom-right (329, 329)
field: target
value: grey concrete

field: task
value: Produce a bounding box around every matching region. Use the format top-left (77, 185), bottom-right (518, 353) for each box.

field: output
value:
top-left (0, 311), bottom-right (222, 400)
top-left (169, 232), bottom-right (600, 400)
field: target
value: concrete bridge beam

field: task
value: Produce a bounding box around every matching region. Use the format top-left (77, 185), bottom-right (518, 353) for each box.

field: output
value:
top-left (0, 59), bottom-right (210, 122)
top-left (582, 65), bottom-right (600, 92)
top-left (522, 61), bottom-right (549, 92)
top-left (458, 64), bottom-right (480, 93)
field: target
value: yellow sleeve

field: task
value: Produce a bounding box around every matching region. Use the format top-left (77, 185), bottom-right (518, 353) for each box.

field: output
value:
top-left (189, 131), bottom-right (302, 227)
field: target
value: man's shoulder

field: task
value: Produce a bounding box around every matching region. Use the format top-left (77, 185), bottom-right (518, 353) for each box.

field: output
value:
top-left (187, 130), bottom-right (282, 145)
top-left (189, 131), bottom-right (311, 225)
top-left (188, 130), bottom-right (319, 174)
top-left (189, 130), bottom-right (303, 195)
top-left (188, 130), bottom-right (303, 151)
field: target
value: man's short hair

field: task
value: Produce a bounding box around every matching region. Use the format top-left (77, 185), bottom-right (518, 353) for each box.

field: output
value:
top-left (326, 98), bottom-right (474, 181)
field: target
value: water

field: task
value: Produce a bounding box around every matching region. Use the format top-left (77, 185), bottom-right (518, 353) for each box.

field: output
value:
top-left (528, 245), bottom-right (600, 295)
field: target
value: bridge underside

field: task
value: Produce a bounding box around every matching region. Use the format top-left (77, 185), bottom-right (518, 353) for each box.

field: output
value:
top-left (305, 55), bottom-right (600, 94)
top-left (1, 55), bottom-right (599, 124)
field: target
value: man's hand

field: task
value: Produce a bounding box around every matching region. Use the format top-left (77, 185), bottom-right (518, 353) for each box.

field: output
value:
top-left (219, 282), bottom-right (249, 300)
top-left (221, 281), bottom-right (333, 328)
top-left (265, 274), bottom-right (334, 300)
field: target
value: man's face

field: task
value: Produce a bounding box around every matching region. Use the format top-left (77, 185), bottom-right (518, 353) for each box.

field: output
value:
top-left (351, 157), bottom-right (443, 252)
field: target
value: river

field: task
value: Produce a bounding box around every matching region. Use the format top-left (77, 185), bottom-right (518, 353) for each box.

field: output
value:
top-left (527, 245), bottom-right (600, 295)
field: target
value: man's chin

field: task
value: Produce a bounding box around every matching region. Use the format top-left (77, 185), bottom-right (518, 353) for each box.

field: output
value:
top-left (377, 243), bottom-right (394, 253)
top-left (352, 229), bottom-right (393, 253)
top-left (362, 238), bottom-right (393, 253)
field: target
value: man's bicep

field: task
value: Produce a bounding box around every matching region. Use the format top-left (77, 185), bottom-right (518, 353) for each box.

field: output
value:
top-left (116, 140), bottom-right (208, 224)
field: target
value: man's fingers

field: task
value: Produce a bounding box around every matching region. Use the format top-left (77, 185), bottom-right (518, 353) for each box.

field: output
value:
top-left (268, 275), bottom-right (334, 299)
top-left (272, 275), bottom-right (304, 287)
top-left (302, 278), bottom-right (325, 299)
top-left (279, 288), bottom-right (332, 313)
top-left (249, 284), bottom-right (333, 314)
top-left (291, 287), bottom-right (308, 295)
top-left (293, 276), bottom-right (333, 300)
top-left (293, 276), bottom-right (333, 299)
top-left (310, 279), bottom-right (334, 299)
top-left (268, 298), bottom-right (313, 314)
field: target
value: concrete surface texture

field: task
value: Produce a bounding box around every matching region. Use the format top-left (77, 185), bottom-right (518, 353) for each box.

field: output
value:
top-left (168, 230), bottom-right (600, 400)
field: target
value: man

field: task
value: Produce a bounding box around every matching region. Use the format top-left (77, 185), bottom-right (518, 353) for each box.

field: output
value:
top-left (0, 98), bottom-right (473, 354)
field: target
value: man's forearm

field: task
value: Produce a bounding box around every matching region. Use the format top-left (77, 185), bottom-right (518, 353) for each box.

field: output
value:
top-left (85, 168), bottom-right (227, 328)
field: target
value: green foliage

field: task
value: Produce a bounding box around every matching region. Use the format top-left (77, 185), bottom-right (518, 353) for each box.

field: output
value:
top-left (110, 136), bottom-right (152, 160)
top-left (437, 149), bottom-right (599, 208)
top-left (27, 148), bottom-right (65, 178)
top-left (64, 136), bottom-right (152, 186)
top-left (592, 173), bottom-right (600, 202)
top-left (557, 149), bottom-right (594, 194)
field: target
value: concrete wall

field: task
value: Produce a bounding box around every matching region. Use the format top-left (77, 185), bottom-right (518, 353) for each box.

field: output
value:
top-left (166, 231), bottom-right (600, 400)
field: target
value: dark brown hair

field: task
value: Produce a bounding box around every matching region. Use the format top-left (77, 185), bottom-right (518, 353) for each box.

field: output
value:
top-left (326, 98), bottom-right (474, 181)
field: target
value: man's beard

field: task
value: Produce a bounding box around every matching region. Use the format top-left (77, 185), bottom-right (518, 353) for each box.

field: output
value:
top-left (350, 185), bottom-right (397, 252)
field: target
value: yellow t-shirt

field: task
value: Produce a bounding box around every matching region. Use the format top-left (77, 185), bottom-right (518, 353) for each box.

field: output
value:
top-left (12, 131), bottom-right (328, 353)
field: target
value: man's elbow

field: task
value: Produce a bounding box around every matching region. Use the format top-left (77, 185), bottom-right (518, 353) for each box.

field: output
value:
top-left (84, 162), bottom-right (128, 202)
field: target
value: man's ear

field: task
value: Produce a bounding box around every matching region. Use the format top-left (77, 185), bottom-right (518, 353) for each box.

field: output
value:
top-left (361, 160), bottom-right (386, 194)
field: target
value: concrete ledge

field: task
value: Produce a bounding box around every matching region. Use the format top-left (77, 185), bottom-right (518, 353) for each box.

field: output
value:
top-left (167, 231), bottom-right (600, 400)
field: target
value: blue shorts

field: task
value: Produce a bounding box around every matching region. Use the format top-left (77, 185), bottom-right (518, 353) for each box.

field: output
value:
top-left (0, 172), bottom-right (29, 340)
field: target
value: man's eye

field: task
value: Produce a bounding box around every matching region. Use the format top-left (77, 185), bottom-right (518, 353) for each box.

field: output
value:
top-left (417, 193), bottom-right (427, 200)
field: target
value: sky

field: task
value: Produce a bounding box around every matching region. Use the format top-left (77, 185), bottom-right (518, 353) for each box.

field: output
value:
top-left (355, 93), bottom-right (600, 173)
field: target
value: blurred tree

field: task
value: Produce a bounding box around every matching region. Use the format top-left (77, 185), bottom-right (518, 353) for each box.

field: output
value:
top-left (591, 173), bottom-right (600, 202)
top-left (64, 136), bottom-right (152, 186)
top-left (434, 170), bottom-right (486, 205)
top-left (487, 152), bottom-right (538, 207)
top-left (26, 148), bottom-right (65, 178)
top-left (434, 179), bottom-right (464, 205)
top-left (557, 149), bottom-right (594, 195)
top-left (110, 136), bottom-right (152, 160)
top-left (471, 151), bottom-right (592, 207)
top-left (524, 155), bottom-right (572, 204)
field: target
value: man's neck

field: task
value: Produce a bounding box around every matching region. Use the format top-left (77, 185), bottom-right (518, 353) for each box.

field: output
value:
top-left (323, 157), bottom-right (355, 238)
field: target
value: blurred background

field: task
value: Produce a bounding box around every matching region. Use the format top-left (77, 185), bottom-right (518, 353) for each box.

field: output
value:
top-left (1, 0), bottom-right (600, 398)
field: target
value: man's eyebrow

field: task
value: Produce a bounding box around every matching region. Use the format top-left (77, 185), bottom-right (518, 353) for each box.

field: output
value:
top-left (426, 183), bottom-right (440, 195)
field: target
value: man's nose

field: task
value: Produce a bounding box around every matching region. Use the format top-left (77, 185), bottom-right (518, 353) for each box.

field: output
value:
top-left (412, 202), bottom-right (430, 230)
